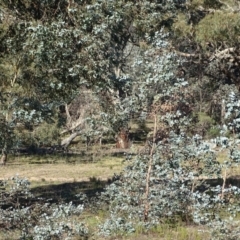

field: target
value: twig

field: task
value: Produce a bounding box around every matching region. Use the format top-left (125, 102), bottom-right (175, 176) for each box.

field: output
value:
top-left (144, 112), bottom-right (157, 221)
top-left (221, 168), bottom-right (227, 199)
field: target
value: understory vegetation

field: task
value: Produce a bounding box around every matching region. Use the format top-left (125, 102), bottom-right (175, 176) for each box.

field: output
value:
top-left (1, 0), bottom-right (240, 239)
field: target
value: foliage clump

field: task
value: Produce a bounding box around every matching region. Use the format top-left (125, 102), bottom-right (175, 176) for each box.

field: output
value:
top-left (98, 85), bottom-right (240, 238)
top-left (196, 12), bottom-right (240, 47)
top-left (0, 176), bottom-right (88, 239)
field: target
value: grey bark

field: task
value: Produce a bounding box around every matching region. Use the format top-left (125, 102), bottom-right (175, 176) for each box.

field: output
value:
top-left (61, 131), bottom-right (81, 148)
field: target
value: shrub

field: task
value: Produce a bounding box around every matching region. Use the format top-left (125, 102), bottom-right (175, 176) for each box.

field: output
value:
top-left (0, 176), bottom-right (88, 239)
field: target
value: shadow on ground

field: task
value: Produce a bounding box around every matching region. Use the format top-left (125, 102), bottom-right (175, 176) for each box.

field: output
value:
top-left (31, 176), bottom-right (240, 205)
top-left (195, 176), bottom-right (240, 193)
top-left (30, 177), bottom-right (114, 205)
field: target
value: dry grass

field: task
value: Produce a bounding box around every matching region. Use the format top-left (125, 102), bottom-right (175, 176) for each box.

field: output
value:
top-left (0, 155), bottom-right (126, 186)
top-left (216, 148), bottom-right (240, 177)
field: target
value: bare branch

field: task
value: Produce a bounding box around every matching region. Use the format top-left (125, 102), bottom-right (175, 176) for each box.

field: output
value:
top-left (210, 47), bottom-right (236, 61)
top-left (60, 108), bottom-right (86, 134)
top-left (218, 0), bottom-right (238, 12)
top-left (61, 131), bottom-right (81, 148)
top-left (174, 50), bottom-right (196, 58)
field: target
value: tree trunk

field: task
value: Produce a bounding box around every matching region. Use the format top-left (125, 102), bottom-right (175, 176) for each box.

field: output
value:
top-left (221, 99), bottom-right (226, 125)
top-left (61, 131), bottom-right (81, 148)
top-left (0, 150), bottom-right (7, 166)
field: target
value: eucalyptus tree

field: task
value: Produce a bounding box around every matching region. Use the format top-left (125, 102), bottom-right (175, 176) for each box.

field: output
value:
top-left (0, 0), bottom-right (187, 151)
top-left (0, 0), bottom-right (113, 150)
top-left (172, 0), bottom-right (240, 120)
top-left (99, 28), bottom-right (200, 235)
top-left (94, 1), bottom-right (240, 237)
top-left (98, 29), bottom-right (240, 240)
top-left (0, 176), bottom-right (89, 239)
top-left (1, 0), bottom-right (240, 239)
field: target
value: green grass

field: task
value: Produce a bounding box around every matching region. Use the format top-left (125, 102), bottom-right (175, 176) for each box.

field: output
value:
top-left (85, 220), bottom-right (209, 240)
top-left (198, 112), bottom-right (214, 124)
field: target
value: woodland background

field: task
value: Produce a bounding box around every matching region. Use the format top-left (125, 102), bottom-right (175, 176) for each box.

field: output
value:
top-left (1, 0), bottom-right (240, 239)
top-left (1, 0), bottom-right (240, 153)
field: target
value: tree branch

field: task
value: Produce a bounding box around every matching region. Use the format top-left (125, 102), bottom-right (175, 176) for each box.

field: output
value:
top-left (209, 48), bottom-right (236, 61)
top-left (174, 50), bottom-right (196, 58)
top-left (144, 112), bottom-right (157, 221)
top-left (61, 131), bottom-right (81, 148)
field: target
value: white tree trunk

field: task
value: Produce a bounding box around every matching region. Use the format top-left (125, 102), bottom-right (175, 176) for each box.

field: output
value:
top-left (61, 131), bottom-right (81, 148)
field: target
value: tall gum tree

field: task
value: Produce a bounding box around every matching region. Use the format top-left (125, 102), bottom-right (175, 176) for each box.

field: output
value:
top-left (0, 0), bottom-right (186, 151)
